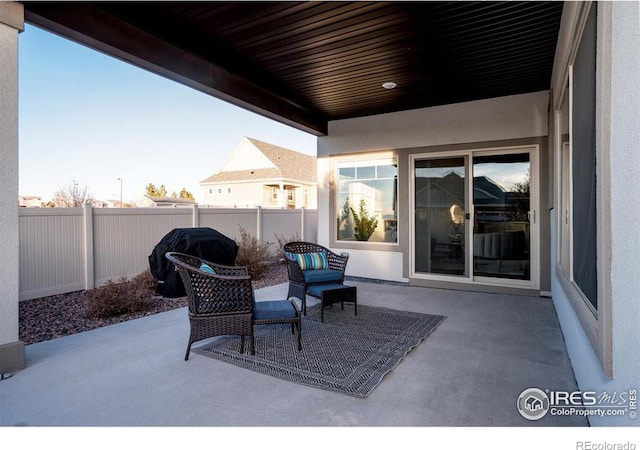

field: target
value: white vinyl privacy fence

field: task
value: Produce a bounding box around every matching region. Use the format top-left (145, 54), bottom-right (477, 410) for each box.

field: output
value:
top-left (19, 205), bottom-right (317, 301)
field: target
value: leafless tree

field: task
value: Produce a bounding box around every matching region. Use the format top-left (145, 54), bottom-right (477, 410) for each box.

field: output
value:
top-left (506, 172), bottom-right (531, 221)
top-left (53, 181), bottom-right (94, 207)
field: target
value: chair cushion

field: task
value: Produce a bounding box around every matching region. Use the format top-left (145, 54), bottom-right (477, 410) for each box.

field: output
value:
top-left (253, 300), bottom-right (297, 320)
top-left (302, 268), bottom-right (343, 284)
top-left (292, 251), bottom-right (328, 270)
top-left (307, 283), bottom-right (348, 297)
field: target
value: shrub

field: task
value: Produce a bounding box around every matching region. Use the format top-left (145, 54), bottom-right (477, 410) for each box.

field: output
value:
top-left (274, 231), bottom-right (300, 263)
top-left (86, 270), bottom-right (156, 319)
top-left (235, 226), bottom-right (272, 279)
top-left (130, 269), bottom-right (159, 293)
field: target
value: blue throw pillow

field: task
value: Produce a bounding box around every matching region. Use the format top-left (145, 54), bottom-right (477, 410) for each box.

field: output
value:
top-left (293, 251), bottom-right (328, 270)
top-left (199, 263), bottom-right (215, 274)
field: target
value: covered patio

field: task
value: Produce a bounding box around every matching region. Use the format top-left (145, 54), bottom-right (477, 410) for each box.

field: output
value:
top-left (2, 1), bottom-right (639, 433)
top-left (1, 280), bottom-right (584, 427)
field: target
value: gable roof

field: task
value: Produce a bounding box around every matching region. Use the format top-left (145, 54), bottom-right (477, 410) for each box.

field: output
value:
top-left (136, 195), bottom-right (197, 207)
top-left (201, 137), bottom-right (316, 185)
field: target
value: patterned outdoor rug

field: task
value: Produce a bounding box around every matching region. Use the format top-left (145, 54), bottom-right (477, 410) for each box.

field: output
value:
top-left (193, 304), bottom-right (446, 398)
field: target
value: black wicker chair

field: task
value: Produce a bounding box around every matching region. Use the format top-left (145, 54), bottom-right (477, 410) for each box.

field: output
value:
top-left (166, 252), bottom-right (253, 360)
top-left (283, 241), bottom-right (349, 315)
top-left (165, 252), bottom-right (301, 360)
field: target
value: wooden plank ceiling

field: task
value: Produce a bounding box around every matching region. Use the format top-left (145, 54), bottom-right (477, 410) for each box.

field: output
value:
top-left (23, 1), bottom-right (564, 135)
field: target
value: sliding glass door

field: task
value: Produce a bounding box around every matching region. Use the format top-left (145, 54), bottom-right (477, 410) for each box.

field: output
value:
top-left (472, 153), bottom-right (530, 281)
top-left (414, 157), bottom-right (467, 276)
top-left (412, 147), bottom-right (537, 287)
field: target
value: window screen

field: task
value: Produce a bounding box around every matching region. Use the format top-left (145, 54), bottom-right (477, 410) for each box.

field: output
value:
top-left (571, 4), bottom-right (598, 309)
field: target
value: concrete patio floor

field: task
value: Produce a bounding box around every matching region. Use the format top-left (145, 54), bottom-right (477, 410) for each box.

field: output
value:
top-left (0, 280), bottom-right (587, 427)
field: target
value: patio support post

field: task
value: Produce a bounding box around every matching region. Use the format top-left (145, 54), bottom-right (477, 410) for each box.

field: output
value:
top-left (0, 1), bottom-right (24, 373)
top-left (600, 1), bottom-right (640, 387)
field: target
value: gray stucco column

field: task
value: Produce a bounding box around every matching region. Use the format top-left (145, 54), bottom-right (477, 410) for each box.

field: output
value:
top-left (0, 2), bottom-right (24, 374)
top-left (606, 1), bottom-right (640, 388)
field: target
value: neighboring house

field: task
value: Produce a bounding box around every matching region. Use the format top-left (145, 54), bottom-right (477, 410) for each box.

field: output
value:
top-left (135, 195), bottom-right (197, 208)
top-left (200, 137), bottom-right (317, 209)
top-left (18, 195), bottom-right (42, 207)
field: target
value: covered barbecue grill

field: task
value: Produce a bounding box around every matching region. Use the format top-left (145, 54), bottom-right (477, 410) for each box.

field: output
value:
top-left (148, 227), bottom-right (238, 297)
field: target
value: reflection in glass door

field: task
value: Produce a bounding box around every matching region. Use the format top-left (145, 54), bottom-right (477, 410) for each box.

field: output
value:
top-left (412, 148), bottom-right (537, 287)
top-left (414, 158), bottom-right (466, 276)
top-left (473, 154), bottom-right (531, 280)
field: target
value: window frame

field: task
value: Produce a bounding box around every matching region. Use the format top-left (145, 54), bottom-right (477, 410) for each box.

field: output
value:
top-left (331, 155), bottom-right (399, 248)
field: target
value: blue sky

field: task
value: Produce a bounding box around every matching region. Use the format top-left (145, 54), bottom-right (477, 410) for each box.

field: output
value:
top-left (18, 24), bottom-right (317, 203)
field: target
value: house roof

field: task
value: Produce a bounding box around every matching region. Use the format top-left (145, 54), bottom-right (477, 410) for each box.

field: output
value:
top-left (18, 195), bottom-right (43, 207)
top-left (23, 2), bottom-right (564, 135)
top-left (137, 195), bottom-right (197, 205)
top-left (200, 137), bottom-right (317, 185)
top-left (415, 172), bottom-right (508, 208)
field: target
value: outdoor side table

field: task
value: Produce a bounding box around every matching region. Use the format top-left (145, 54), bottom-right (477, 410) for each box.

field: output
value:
top-left (306, 284), bottom-right (357, 322)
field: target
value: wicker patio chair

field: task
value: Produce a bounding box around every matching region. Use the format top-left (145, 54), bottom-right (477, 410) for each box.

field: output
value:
top-left (283, 241), bottom-right (349, 315)
top-left (165, 252), bottom-right (254, 360)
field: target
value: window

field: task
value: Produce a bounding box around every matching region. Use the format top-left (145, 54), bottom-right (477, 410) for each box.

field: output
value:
top-left (559, 87), bottom-right (571, 277)
top-left (227, 188), bottom-right (231, 194)
top-left (336, 158), bottom-right (397, 243)
top-left (571, 3), bottom-right (597, 310)
top-left (217, 188), bottom-right (222, 194)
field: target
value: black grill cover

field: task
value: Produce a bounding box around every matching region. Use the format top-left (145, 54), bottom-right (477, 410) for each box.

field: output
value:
top-left (148, 227), bottom-right (238, 297)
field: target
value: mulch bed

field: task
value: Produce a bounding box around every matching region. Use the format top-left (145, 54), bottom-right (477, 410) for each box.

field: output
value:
top-left (19, 263), bottom-right (289, 345)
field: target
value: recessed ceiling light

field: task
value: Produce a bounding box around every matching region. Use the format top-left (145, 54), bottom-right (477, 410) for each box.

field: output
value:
top-left (382, 82), bottom-right (397, 90)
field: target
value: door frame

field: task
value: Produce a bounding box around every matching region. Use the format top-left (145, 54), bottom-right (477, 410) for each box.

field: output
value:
top-left (409, 144), bottom-right (540, 290)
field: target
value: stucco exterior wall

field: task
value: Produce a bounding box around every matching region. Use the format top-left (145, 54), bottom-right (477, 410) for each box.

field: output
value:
top-left (318, 92), bottom-right (550, 286)
top-left (549, 1), bottom-right (640, 426)
top-left (0, 1), bottom-right (24, 372)
top-left (607, 2), bottom-right (640, 405)
top-left (319, 91), bottom-right (549, 157)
